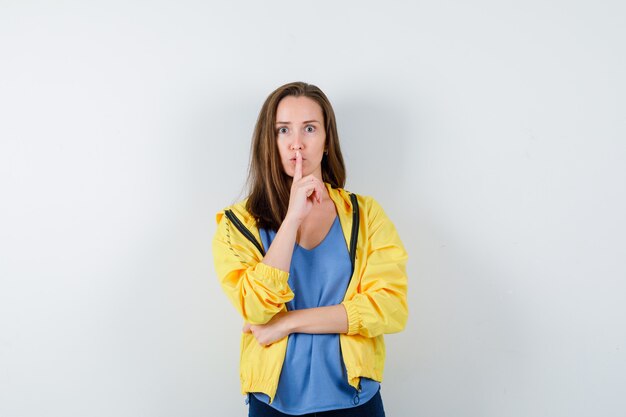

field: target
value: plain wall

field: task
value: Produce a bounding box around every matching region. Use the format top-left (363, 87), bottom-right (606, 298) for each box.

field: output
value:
top-left (1, 1), bottom-right (625, 416)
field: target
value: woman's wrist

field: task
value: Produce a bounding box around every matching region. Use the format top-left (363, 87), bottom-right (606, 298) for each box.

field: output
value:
top-left (282, 213), bottom-right (302, 229)
top-left (282, 311), bottom-right (298, 335)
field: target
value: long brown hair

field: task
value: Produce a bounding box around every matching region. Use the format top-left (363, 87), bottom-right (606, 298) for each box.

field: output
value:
top-left (245, 81), bottom-right (346, 231)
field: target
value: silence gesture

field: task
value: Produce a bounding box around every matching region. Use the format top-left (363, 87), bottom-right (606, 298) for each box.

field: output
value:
top-left (285, 150), bottom-right (325, 224)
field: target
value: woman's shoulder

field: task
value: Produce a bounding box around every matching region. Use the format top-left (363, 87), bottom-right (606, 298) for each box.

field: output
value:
top-left (328, 185), bottom-right (387, 223)
top-left (214, 198), bottom-right (256, 228)
top-left (332, 186), bottom-right (379, 209)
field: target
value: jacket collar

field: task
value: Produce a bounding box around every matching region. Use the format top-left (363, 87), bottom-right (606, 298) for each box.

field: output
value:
top-left (325, 183), bottom-right (354, 216)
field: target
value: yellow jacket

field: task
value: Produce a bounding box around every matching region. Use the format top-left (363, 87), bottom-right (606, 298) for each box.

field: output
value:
top-left (212, 183), bottom-right (408, 403)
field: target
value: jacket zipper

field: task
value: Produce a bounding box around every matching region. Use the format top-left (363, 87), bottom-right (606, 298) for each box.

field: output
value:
top-left (348, 193), bottom-right (359, 275)
top-left (224, 209), bottom-right (266, 256)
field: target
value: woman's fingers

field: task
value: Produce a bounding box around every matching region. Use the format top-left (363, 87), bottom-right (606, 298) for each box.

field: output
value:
top-left (245, 314), bottom-right (289, 347)
top-left (293, 150), bottom-right (303, 182)
top-left (287, 171), bottom-right (325, 221)
top-left (308, 176), bottom-right (324, 205)
top-left (315, 180), bottom-right (323, 204)
top-left (296, 176), bottom-right (324, 203)
top-left (243, 323), bottom-right (269, 346)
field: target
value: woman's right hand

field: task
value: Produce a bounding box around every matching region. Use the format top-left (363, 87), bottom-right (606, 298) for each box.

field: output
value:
top-left (285, 150), bottom-right (324, 224)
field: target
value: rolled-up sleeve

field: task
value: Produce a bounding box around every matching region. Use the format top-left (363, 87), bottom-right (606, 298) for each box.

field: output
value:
top-left (212, 211), bottom-right (294, 324)
top-left (342, 199), bottom-right (408, 337)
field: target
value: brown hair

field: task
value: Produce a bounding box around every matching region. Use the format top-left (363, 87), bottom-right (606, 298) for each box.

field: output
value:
top-left (245, 81), bottom-right (346, 231)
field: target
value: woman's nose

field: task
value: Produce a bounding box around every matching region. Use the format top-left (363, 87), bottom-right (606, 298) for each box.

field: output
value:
top-left (290, 133), bottom-right (303, 150)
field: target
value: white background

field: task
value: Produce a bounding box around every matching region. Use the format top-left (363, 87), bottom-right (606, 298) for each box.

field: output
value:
top-left (1, 1), bottom-right (625, 416)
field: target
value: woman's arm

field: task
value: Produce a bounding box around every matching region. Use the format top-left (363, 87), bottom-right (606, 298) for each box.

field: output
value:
top-left (213, 151), bottom-right (327, 325)
top-left (263, 150), bottom-right (326, 273)
top-left (213, 212), bottom-right (295, 325)
top-left (243, 304), bottom-right (348, 346)
top-left (261, 216), bottom-right (299, 273)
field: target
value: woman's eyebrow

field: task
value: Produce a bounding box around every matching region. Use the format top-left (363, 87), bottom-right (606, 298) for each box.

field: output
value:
top-left (275, 120), bottom-right (321, 124)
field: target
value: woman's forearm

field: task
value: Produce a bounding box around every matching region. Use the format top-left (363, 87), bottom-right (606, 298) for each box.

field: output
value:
top-left (261, 216), bottom-right (300, 273)
top-left (244, 304), bottom-right (349, 346)
top-left (286, 304), bottom-right (349, 334)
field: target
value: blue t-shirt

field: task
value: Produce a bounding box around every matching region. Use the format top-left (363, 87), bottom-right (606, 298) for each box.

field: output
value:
top-left (252, 215), bottom-right (380, 414)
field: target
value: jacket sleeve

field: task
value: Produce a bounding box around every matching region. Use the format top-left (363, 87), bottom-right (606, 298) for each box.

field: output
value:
top-left (341, 198), bottom-right (409, 338)
top-left (212, 210), bottom-right (294, 325)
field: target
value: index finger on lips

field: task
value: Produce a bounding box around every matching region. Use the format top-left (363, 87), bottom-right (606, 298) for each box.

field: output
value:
top-left (293, 150), bottom-right (303, 182)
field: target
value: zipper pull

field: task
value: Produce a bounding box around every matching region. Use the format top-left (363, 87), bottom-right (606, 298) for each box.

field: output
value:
top-left (353, 383), bottom-right (361, 405)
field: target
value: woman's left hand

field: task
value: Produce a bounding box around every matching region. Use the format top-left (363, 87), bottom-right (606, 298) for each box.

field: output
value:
top-left (243, 312), bottom-right (291, 347)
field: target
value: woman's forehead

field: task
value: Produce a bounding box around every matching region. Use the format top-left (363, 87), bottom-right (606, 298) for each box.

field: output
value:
top-left (276, 96), bottom-right (323, 122)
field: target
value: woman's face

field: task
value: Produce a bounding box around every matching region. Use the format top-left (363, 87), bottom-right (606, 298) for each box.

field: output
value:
top-left (275, 95), bottom-right (326, 179)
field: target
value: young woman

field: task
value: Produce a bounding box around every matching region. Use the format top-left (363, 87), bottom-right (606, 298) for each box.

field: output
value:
top-left (212, 82), bottom-right (408, 417)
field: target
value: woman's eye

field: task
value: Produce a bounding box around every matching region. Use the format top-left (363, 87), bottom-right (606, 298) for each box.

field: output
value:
top-left (277, 127), bottom-right (288, 134)
top-left (305, 125), bottom-right (315, 133)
